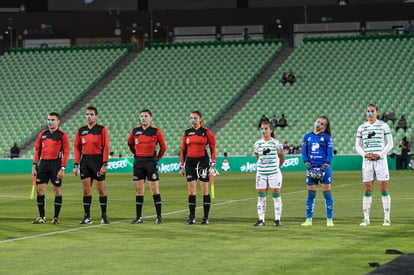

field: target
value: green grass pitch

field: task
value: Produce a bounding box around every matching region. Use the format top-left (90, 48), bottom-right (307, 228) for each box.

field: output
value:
top-left (0, 171), bottom-right (413, 274)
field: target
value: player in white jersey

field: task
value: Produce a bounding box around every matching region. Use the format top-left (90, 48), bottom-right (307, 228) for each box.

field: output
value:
top-left (355, 103), bottom-right (393, 226)
top-left (253, 121), bottom-right (285, 227)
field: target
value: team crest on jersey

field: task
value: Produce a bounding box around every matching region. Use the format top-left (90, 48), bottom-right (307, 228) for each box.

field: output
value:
top-left (308, 137), bottom-right (312, 141)
top-left (320, 137), bottom-right (325, 142)
top-left (82, 138), bottom-right (86, 144)
top-left (135, 138), bottom-right (139, 144)
top-left (186, 138), bottom-right (190, 144)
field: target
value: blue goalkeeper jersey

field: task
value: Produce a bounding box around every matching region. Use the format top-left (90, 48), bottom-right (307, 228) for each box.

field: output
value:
top-left (302, 132), bottom-right (334, 167)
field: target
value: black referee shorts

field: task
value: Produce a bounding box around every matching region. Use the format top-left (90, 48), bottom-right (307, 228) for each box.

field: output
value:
top-left (80, 155), bottom-right (105, 181)
top-left (133, 156), bottom-right (159, 181)
top-left (185, 156), bottom-right (210, 182)
top-left (36, 159), bottom-right (62, 187)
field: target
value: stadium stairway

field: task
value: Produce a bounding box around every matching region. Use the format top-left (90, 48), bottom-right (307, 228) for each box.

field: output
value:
top-left (20, 49), bottom-right (136, 156)
top-left (208, 45), bottom-right (294, 134)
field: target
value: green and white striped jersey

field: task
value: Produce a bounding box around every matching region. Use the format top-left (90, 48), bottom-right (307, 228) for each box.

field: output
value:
top-left (254, 138), bottom-right (283, 175)
top-left (356, 120), bottom-right (392, 156)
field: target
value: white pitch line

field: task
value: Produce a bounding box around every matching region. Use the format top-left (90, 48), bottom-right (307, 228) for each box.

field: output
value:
top-left (0, 197), bottom-right (254, 244)
top-left (0, 180), bottom-right (406, 244)
top-left (0, 182), bottom-right (364, 245)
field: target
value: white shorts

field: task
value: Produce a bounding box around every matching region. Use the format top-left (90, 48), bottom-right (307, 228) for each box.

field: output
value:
top-left (256, 173), bottom-right (283, 189)
top-left (362, 158), bottom-right (390, 182)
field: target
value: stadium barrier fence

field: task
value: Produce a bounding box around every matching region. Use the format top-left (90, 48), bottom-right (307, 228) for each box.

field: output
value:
top-left (0, 155), bottom-right (396, 174)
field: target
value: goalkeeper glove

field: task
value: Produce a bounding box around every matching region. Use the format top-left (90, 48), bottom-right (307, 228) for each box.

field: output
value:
top-left (309, 167), bottom-right (323, 181)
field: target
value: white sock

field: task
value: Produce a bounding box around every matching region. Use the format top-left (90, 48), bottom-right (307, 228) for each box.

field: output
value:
top-left (363, 195), bottom-right (372, 221)
top-left (382, 195), bottom-right (391, 220)
top-left (272, 196), bottom-right (282, 221)
top-left (257, 196), bottom-right (266, 221)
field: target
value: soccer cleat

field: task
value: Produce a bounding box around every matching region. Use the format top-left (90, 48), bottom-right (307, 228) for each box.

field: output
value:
top-left (79, 216), bottom-right (93, 224)
top-left (274, 220), bottom-right (282, 227)
top-left (201, 218), bottom-right (209, 225)
top-left (101, 215), bottom-right (110, 224)
top-left (155, 216), bottom-right (163, 224)
top-left (382, 219), bottom-right (391, 227)
top-left (51, 218), bottom-right (59, 225)
top-left (32, 217), bottom-right (46, 224)
top-left (327, 219), bottom-right (334, 227)
top-left (301, 219), bottom-right (312, 226)
top-left (131, 217), bottom-right (143, 224)
top-left (359, 219), bottom-right (370, 226)
top-left (186, 217), bottom-right (196, 225)
top-left (254, 220), bottom-right (265, 226)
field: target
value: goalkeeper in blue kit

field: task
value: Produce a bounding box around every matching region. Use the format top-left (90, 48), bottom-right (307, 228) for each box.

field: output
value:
top-left (301, 116), bottom-right (334, 227)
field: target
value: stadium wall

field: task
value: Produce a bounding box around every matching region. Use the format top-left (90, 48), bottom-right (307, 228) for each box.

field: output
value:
top-left (0, 156), bottom-right (397, 174)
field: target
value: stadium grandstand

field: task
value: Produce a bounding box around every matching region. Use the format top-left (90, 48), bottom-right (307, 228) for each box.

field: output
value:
top-left (0, 0), bottom-right (413, 160)
top-left (0, 34), bottom-right (412, 159)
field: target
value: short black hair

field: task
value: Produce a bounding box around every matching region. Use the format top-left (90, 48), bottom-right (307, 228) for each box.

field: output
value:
top-left (49, 112), bottom-right (61, 120)
top-left (86, 106), bottom-right (98, 115)
top-left (140, 109), bottom-right (152, 116)
top-left (367, 103), bottom-right (378, 111)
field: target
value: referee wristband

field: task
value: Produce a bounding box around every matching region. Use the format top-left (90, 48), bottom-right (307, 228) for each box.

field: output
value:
top-left (60, 167), bottom-right (65, 171)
